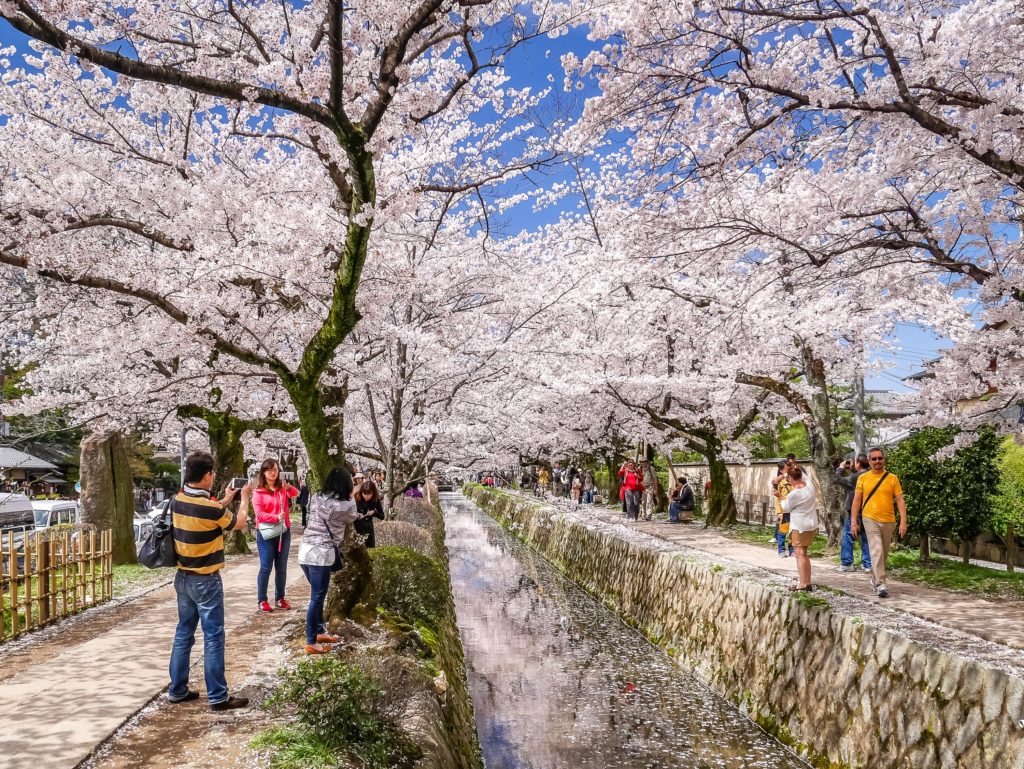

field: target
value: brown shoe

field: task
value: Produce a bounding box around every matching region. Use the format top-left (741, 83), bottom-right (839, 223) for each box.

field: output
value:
top-left (305, 643), bottom-right (331, 654)
top-left (210, 696), bottom-right (249, 711)
top-left (316, 633), bottom-right (340, 644)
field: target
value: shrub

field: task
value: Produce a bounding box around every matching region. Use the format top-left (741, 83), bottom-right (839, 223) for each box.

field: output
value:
top-left (375, 520), bottom-right (437, 558)
top-left (267, 655), bottom-right (421, 769)
top-left (370, 546), bottom-right (448, 628)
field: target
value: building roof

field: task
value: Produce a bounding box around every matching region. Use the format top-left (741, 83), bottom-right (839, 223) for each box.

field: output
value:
top-left (0, 446), bottom-right (59, 472)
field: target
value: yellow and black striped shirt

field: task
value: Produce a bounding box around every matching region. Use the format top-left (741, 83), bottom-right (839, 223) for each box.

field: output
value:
top-left (171, 487), bottom-right (237, 575)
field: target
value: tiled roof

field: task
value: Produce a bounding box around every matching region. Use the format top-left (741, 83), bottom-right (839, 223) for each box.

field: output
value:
top-left (0, 446), bottom-right (59, 471)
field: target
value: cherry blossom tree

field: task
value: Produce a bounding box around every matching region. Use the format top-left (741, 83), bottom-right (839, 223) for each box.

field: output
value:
top-left (0, 0), bottom-right (579, 486)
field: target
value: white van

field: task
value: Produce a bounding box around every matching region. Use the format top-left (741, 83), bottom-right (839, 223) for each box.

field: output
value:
top-left (31, 499), bottom-right (80, 531)
top-left (0, 493), bottom-right (35, 564)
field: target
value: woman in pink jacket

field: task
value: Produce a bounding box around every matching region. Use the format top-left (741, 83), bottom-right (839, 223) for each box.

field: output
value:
top-left (248, 458), bottom-right (299, 612)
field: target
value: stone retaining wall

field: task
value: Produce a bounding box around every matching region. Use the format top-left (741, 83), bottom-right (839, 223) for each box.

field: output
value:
top-left (465, 485), bottom-right (1024, 769)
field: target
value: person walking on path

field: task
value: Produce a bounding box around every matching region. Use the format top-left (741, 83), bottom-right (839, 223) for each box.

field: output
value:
top-left (851, 447), bottom-right (907, 598)
top-left (168, 451), bottom-right (249, 711)
top-left (571, 473), bottom-right (582, 505)
top-left (779, 465), bottom-right (817, 592)
top-left (354, 480), bottom-right (386, 548)
top-left (298, 467), bottom-right (361, 654)
top-left (835, 455), bottom-right (872, 573)
top-left (618, 460), bottom-right (645, 521)
top-left (250, 458), bottom-right (300, 613)
top-left (771, 461), bottom-right (794, 557)
top-left (640, 459), bottom-right (659, 521)
top-left (582, 470), bottom-right (595, 504)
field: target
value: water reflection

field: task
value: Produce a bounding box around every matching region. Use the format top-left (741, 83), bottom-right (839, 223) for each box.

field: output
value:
top-left (443, 493), bottom-right (808, 769)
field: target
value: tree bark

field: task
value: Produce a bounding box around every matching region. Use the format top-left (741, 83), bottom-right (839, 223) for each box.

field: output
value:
top-left (800, 345), bottom-right (843, 546)
top-left (605, 454), bottom-right (621, 505)
top-left (204, 412), bottom-right (251, 556)
top-left (79, 430), bottom-right (137, 565)
top-left (919, 533), bottom-right (931, 563)
top-left (705, 451), bottom-right (738, 527)
top-left (1007, 523), bottom-right (1016, 573)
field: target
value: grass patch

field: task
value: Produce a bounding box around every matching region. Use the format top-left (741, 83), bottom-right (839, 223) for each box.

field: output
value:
top-left (721, 524), bottom-right (1024, 600)
top-left (250, 726), bottom-right (338, 769)
top-left (887, 550), bottom-right (1024, 600)
top-left (722, 523), bottom-right (829, 558)
top-left (792, 591), bottom-right (829, 610)
top-left (112, 563), bottom-right (175, 597)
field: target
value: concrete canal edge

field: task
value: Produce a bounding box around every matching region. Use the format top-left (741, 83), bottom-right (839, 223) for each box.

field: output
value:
top-left (464, 485), bottom-right (1024, 769)
top-left (387, 490), bottom-right (483, 769)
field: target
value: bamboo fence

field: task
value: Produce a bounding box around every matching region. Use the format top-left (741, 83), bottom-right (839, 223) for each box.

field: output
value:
top-left (0, 527), bottom-right (113, 642)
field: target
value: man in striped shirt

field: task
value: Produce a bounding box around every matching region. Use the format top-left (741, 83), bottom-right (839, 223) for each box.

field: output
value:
top-left (168, 451), bottom-right (248, 711)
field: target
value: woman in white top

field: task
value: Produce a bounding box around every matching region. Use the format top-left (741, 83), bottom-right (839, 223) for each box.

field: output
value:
top-left (780, 465), bottom-right (818, 592)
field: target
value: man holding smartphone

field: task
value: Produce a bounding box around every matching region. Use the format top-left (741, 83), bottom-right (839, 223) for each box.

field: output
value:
top-left (168, 451), bottom-right (249, 711)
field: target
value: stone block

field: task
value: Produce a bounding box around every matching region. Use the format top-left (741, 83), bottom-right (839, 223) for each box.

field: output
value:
top-left (939, 655), bottom-right (964, 700)
top-left (954, 708), bottom-right (984, 756)
top-left (925, 648), bottom-right (945, 691)
top-left (982, 668), bottom-right (1009, 723)
top-left (889, 635), bottom-right (911, 671)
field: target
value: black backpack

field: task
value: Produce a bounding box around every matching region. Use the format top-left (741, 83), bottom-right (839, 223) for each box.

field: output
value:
top-left (138, 498), bottom-right (177, 569)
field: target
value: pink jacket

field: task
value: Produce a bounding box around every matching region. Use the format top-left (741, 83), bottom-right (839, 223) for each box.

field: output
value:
top-left (252, 484), bottom-right (299, 528)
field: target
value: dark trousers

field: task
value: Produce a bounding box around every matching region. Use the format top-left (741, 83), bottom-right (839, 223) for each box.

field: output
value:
top-left (301, 564), bottom-right (332, 645)
top-left (256, 529), bottom-right (291, 603)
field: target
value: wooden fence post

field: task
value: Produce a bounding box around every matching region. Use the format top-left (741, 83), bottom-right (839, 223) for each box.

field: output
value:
top-left (38, 539), bottom-right (50, 625)
top-left (23, 535), bottom-right (33, 632)
top-left (9, 535), bottom-right (19, 639)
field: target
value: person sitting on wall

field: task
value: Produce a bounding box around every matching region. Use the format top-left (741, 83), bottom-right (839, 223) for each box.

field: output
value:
top-left (668, 476), bottom-right (694, 523)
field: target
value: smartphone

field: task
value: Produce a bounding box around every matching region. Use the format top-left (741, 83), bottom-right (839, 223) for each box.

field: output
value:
top-left (230, 477), bottom-right (248, 489)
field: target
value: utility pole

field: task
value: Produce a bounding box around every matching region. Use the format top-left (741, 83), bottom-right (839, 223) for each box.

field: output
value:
top-left (179, 425), bottom-right (190, 490)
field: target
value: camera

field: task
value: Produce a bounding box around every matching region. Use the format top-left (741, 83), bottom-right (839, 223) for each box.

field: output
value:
top-left (230, 477), bottom-right (248, 490)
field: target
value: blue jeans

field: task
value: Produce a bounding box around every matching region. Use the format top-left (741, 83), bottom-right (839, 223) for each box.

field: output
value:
top-left (624, 490), bottom-right (642, 519)
top-left (668, 501), bottom-right (680, 522)
top-left (169, 571), bottom-right (228, 704)
top-left (841, 512), bottom-right (872, 568)
top-left (775, 525), bottom-right (793, 555)
top-left (256, 529), bottom-right (291, 603)
top-left (301, 564), bottom-right (332, 645)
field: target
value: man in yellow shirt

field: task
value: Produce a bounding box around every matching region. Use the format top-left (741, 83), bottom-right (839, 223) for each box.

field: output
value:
top-left (851, 447), bottom-right (908, 598)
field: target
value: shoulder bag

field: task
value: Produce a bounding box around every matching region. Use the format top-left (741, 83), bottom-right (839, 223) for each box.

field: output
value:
top-left (139, 501), bottom-right (177, 569)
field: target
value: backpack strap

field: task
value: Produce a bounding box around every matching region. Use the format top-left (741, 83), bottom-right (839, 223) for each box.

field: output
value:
top-left (861, 471), bottom-right (890, 512)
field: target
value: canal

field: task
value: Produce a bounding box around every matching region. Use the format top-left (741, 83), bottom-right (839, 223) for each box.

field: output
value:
top-left (442, 492), bottom-right (809, 769)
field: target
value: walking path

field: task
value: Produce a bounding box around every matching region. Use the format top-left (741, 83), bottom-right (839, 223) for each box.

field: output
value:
top-left (587, 507), bottom-right (1024, 650)
top-left (0, 553), bottom-right (304, 769)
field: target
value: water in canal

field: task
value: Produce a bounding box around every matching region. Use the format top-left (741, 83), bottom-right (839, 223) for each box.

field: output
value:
top-left (442, 492), bottom-right (809, 769)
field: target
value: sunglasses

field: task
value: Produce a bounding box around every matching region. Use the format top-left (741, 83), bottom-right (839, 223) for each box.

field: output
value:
top-left (869, 456), bottom-right (885, 461)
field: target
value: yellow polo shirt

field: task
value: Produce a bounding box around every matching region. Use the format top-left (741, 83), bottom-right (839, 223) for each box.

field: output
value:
top-left (855, 470), bottom-right (903, 524)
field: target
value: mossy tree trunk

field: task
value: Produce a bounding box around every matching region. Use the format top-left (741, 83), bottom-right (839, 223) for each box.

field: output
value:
top-left (178, 404), bottom-right (299, 556)
top-left (1007, 523), bottom-right (1017, 573)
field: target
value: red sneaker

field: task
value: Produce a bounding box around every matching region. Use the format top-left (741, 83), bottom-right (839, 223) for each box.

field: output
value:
top-left (275, 599), bottom-right (292, 610)
top-left (259, 600), bottom-right (273, 613)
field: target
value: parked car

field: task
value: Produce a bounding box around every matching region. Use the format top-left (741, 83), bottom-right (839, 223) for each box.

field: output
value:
top-left (133, 513), bottom-right (154, 549)
top-left (31, 499), bottom-right (80, 531)
top-left (148, 498), bottom-right (170, 522)
top-left (1, 493), bottom-right (35, 574)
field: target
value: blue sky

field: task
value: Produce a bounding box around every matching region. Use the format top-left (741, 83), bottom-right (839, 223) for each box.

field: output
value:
top-left (0, 15), bottom-right (947, 391)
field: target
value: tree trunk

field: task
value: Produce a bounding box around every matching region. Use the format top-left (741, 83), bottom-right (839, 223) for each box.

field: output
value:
top-left (1007, 523), bottom-right (1016, 573)
top-left (961, 539), bottom-right (972, 565)
top-left (705, 452), bottom-right (738, 527)
top-left (919, 533), bottom-right (931, 563)
top-left (205, 412), bottom-right (251, 556)
top-left (79, 430), bottom-right (137, 565)
top-left (605, 455), bottom-right (621, 504)
top-left (800, 345), bottom-right (843, 547)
